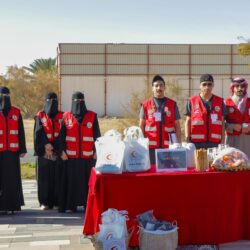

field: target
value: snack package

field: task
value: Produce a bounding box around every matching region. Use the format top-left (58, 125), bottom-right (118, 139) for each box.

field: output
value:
top-left (194, 148), bottom-right (209, 171)
top-left (212, 147), bottom-right (250, 171)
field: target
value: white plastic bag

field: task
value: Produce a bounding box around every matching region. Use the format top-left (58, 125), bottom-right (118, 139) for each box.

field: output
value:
top-left (95, 129), bottom-right (125, 174)
top-left (123, 126), bottom-right (150, 172)
top-left (97, 208), bottom-right (129, 250)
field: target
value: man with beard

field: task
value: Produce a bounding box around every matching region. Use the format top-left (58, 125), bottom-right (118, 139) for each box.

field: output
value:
top-left (34, 92), bottom-right (63, 210)
top-left (0, 86), bottom-right (26, 214)
top-left (139, 75), bottom-right (182, 164)
top-left (57, 91), bottom-right (100, 213)
top-left (225, 77), bottom-right (250, 159)
top-left (185, 74), bottom-right (227, 149)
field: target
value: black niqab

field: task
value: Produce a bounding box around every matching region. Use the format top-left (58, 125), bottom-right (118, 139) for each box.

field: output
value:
top-left (44, 92), bottom-right (58, 118)
top-left (71, 91), bottom-right (87, 123)
top-left (0, 86), bottom-right (11, 116)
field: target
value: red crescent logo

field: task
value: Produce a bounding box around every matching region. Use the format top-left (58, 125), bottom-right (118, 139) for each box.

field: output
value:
top-left (106, 153), bottom-right (112, 161)
top-left (131, 151), bottom-right (136, 158)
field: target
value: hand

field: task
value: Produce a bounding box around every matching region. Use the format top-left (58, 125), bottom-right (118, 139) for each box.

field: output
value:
top-left (185, 136), bottom-right (191, 143)
top-left (233, 124), bottom-right (242, 132)
top-left (61, 150), bottom-right (68, 161)
top-left (93, 153), bottom-right (97, 160)
top-left (45, 143), bottom-right (53, 151)
top-left (242, 123), bottom-right (250, 134)
top-left (19, 153), bottom-right (26, 158)
top-left (45, 150), bottom-right (53, 160)
top-left (44, 144), bottom-right (53, 160)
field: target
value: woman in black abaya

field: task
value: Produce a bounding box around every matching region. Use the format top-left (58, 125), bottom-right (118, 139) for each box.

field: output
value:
top-left (57, 91), bottom-right (100, 212)
top-left (0, 87), bottom-right (26, 214)
top-left (34, 92), bottom-right (63, 210)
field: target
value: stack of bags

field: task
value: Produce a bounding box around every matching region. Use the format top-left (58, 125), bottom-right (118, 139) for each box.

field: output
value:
top-left (92, 208), bottom-right (129, 250)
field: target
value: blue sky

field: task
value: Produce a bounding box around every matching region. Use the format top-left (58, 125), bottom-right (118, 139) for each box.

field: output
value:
top-left (0, 0), bottom-right (249, 75)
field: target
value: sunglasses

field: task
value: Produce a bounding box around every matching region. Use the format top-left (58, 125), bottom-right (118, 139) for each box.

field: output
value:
top-left (201, 82), bottom-right (213, 87)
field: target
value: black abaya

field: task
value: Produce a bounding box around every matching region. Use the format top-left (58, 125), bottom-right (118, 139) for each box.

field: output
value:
top-left (0, 113), bottom-right (26, 212)
top-left (34, 114), bottom-right (62, 208)
top-left (57, 113), bottom-right (100, 212)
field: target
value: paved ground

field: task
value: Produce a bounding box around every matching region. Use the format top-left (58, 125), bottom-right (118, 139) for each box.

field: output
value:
top-left (1, 180), bottom-right (250, 250)
top-left (0, 180), bottom-right (94, 250)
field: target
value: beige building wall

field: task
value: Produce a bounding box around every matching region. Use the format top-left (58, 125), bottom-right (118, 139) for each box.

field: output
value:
top-left (58, 43), bottom-right (250, 116)
top-left (60, 76), bottom-right (105, 115)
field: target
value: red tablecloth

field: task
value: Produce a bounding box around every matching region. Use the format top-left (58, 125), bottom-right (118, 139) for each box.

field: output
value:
top-left (83, 167), bottom-right (250, 246)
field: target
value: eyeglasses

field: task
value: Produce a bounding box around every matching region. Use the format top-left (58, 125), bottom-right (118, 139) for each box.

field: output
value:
top-left (201, 83), bottom-right (213, 87)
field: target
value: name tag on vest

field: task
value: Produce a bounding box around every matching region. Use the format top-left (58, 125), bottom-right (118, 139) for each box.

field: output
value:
top-left (154, 112), bottom-right (161, 121)
top-left (211, 113), bottom-right (218, 122)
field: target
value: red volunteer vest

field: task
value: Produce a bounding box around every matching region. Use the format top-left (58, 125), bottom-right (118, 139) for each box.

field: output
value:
top-left (63, 111), bottom-right (96, 158)
top-left (35, 111), bottom-right (64, 142)
top-left (0, 106), bottom-right (20, 152)
top-left (143, 98), bottom-right (175, 149)
top-left (225, 97), bottom-right (250, 136)
top-left (190, 95), bottom-right (223, 143)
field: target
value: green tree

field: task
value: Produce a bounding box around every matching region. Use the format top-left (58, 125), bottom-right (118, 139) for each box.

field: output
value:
top-left (237, 36), bottom-right (250, 58)
top-left (5, 66), bottom-right (37, 118)
top-left (30, 68), bottom-right (58, 114)
top-left (4, 63), bottom-right (58, 118)
top-left (24, 58), bottom-right (56, 73)
top-left (238, 43), bottom-right (250, 57)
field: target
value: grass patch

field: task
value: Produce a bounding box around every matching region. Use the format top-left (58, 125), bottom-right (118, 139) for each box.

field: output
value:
top-left (21, 162), bottom-right (36, 179)
top-left (24, 119), bottom-right (34, 149)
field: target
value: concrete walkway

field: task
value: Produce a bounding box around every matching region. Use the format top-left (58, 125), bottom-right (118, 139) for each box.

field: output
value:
top-left (1, 180), bottom-right (250, 250)
top-left (0, 180), bottom-right (94, 250)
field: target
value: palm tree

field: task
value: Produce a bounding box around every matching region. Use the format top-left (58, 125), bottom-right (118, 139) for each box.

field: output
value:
top-left (24, 58), bottom-right (56, 73)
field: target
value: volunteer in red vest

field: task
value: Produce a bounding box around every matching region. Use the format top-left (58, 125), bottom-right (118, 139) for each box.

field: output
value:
top-left (225, 77), bottom-right (250, 159)
top-left (57, 91), bottom-right (100, 213)
top-left (139, 75), bottom-right (182, 164)
top-left (0, 86), bottom-right (26, 214)
top-left (34, 92), bottom-right (63, 210)
top-left (185, 74), bottom-right (227, 149)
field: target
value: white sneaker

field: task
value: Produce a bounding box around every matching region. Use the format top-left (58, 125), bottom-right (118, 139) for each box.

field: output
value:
top-left (41, 205), bottom-right (49, 210)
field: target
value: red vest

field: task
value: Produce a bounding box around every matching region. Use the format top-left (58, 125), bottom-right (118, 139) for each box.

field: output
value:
top-left (225, 97), bottom-right (250, 136)
top-left (35, 111), bottom-right (64, 142)
top-left (63, 111), bottom-right (96, 158)
top-left (190, 95), bottom-right (223, 143)
top-left (0, 106), bottom-right (20, 152)
top-left (143, 98), bottom-right (175, 149)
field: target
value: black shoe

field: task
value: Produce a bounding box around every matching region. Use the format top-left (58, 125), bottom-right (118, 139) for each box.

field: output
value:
top-left (6, 211), bottom-right (15, 215)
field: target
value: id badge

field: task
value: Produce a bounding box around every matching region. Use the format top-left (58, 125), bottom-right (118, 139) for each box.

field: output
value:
top-left (154, 112), bottom-right (162, 121)
top-left (211, 113), bottom-right (218, 122)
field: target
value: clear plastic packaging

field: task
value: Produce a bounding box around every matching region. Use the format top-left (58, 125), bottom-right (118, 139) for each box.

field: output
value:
top-left (212, 147), bottom-right (250, 171)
